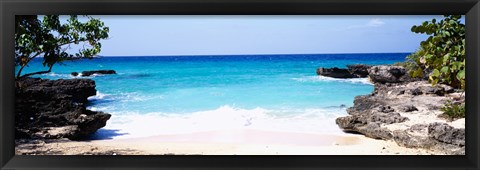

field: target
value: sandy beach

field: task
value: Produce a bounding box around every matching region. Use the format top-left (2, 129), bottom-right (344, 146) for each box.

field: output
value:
top-left (15, 129), bottom-right (435, 155)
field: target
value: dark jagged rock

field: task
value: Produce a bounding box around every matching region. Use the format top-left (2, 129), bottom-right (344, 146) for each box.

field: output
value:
top-left (399, 105), bottom-right (418, 112)
top-left (369, 112), bottom-right (409, 124)
top-left (316, 67), bottom-right (355, 78)
top-left (316, 64), bottom-right (371, 78)
top-left (428, 123), bottom-right (465, 146)
top-left (424, 86), bottom-right (446, 96)
top-left (409, 88), bottom-right (423, 96)
top-left (15, 77), bottom-right (111, 140)
top-left (347, 95), bottom-right (386, 113)
top-left (393, 129), bottom-right (435, 148)
top-left (368, 65), bottom-right (411, 84)
top-left (392, 123), bottom-right (465, 155)
top-left (71, 70), bottom-right (117, 77)
top-left (377, 105), bottom-right (395, 113)
top-left (336, 110), bottom-right (407, 140)
top-left (347, 64), bottom-right (371, 78)
top-left (356, 122), bottom-right (393, 140)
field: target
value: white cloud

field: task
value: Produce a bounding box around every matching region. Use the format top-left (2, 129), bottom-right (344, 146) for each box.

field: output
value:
top-left (366, 18), bottom-right (385, 27)
top-left (345, 18), bottom-right (386, 30)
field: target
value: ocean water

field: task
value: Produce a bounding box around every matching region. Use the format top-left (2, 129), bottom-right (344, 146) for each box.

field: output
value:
top-left (17, 53), bottom-right (409, 139)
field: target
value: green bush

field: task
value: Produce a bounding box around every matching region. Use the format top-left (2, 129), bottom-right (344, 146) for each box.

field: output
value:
top-left (409, 15), bottom-right (465, 89)
top-left (440, 100), bottom-right (465, 120)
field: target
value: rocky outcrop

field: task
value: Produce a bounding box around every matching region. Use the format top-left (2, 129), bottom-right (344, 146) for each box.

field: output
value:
top-left (428, 122), bottom-right (465, 146)
top-left (367, 65), bottom-right (411, 83)
top-left (71, 70), bottom-right (116, 77)
top-left (335, 65), bottom-right (465, 155)
top-left (392, 123), bottom-right (465, 155)
top-left (317, 64), bottom-right (371, 78)
top-left (347, 64), bottom-right (371, 78)
top-left (15, 77), bottom-right (111, 140)
top-left (317, 67), bottom-right (356, 78)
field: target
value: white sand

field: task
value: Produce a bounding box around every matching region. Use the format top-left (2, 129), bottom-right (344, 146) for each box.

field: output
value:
top-left (16, 129), bottom-right (435, 155)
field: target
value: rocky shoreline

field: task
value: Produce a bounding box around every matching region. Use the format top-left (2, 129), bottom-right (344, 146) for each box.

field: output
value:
top-left (15, 77), bottom-right (111, 141)
top-left (325, 65), bottom-right (465, 155)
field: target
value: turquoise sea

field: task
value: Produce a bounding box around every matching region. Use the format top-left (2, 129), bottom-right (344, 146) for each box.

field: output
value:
top-left (18, 53), bottom-right (409, 139)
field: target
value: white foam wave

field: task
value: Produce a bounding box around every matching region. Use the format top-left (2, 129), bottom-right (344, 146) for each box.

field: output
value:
top-left (87, 106), bottom-right (113, 111)
top-left (88, 91), bottom-right (109, 100)
top-left (86, 91), bottom-right (160, 107)
top-left (43, 72), bottom-right (72, 78)
top-left (100, 105), bottom-right (349, 139)
top-left (292, 76), bottom-right (373, 85)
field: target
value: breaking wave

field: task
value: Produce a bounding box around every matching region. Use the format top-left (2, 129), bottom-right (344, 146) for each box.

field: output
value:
top-left (92, 105), bottom-right (349, 139)
top-left (291, 76), bottom-right (373, 85)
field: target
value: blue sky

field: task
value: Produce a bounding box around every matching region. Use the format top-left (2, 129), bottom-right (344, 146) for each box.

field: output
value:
top-left (84, 15), bottom-right (452, 56)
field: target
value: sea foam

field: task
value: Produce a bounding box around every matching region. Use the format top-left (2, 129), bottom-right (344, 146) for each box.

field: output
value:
top-left (98, 105), bottom-right (349, 139)
top-left (292, 76), bottom-right (373, 85)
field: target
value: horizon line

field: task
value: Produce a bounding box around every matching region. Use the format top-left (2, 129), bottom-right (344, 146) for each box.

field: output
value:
top-left (97, 52), bottom-right (414, 57)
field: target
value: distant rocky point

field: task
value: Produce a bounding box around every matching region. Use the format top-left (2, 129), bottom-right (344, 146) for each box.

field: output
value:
top-left (316, 64), bottom-right (371, 78)
top-left (71, 70), bottom-right (116, 77)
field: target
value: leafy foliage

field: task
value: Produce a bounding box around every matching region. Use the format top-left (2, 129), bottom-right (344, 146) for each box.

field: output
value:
top-left (394, 54), bottom-right (421, 75)
top-left (15, 15), bottom-right (109, 78)
top-left (409, 15), bottom-right (465, 89)
top-left (440, 100), bottom-right (465, 120)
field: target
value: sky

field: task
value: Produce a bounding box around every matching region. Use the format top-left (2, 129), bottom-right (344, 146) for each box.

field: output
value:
top-left (76, 15), bottom-right (456, 56)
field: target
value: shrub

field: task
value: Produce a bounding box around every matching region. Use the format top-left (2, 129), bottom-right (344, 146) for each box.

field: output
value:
top-left (409, 15), bottom-right (465, 89)
top-left (440, 100), bottom-right (465, 120)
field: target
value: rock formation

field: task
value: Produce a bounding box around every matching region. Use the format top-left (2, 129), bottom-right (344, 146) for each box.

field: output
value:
top-left (15, 77), bottom-right (111, 140)
top-left (71, 70), bottom-right (116, 77)
top-left (347, 64), bottom-right (371, 78)
top-left (335, 65), bottom-right (465, 155)
top-left (367, 65), bottom-right (411, 83)
top-left (317, 64), bottom-right (371, 78)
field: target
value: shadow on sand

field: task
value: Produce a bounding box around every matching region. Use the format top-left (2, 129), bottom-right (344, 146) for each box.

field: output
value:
top-left (88, 129), bottom-right (129, 140)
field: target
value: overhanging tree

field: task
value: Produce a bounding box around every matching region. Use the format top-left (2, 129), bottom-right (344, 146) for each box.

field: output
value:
top-left (15, 15), bottom-right (109, 79)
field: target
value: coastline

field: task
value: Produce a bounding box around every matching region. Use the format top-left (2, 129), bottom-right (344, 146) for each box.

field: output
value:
top-left (14, 63), bottom-right (464, 155)
top-left (16, 129), bottom-right (435, 155)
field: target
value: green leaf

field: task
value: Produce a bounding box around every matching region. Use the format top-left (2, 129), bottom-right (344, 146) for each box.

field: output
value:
top-left (14, 15), bottom-right (109, 78)
top-left (443, 53), bottom-right (450, 63)
top-left (456, 70), bottom-right (465, 80)
top-left (431, 69), bottom-right (440, 77)
top-left (445, 31), bottom-right (451, 37)
top-left (440, 66), bottom-right (449, 73)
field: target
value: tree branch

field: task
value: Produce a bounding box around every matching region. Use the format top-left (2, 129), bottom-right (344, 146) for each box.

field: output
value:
top-left (19, 65), bottom-right (53, 78)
